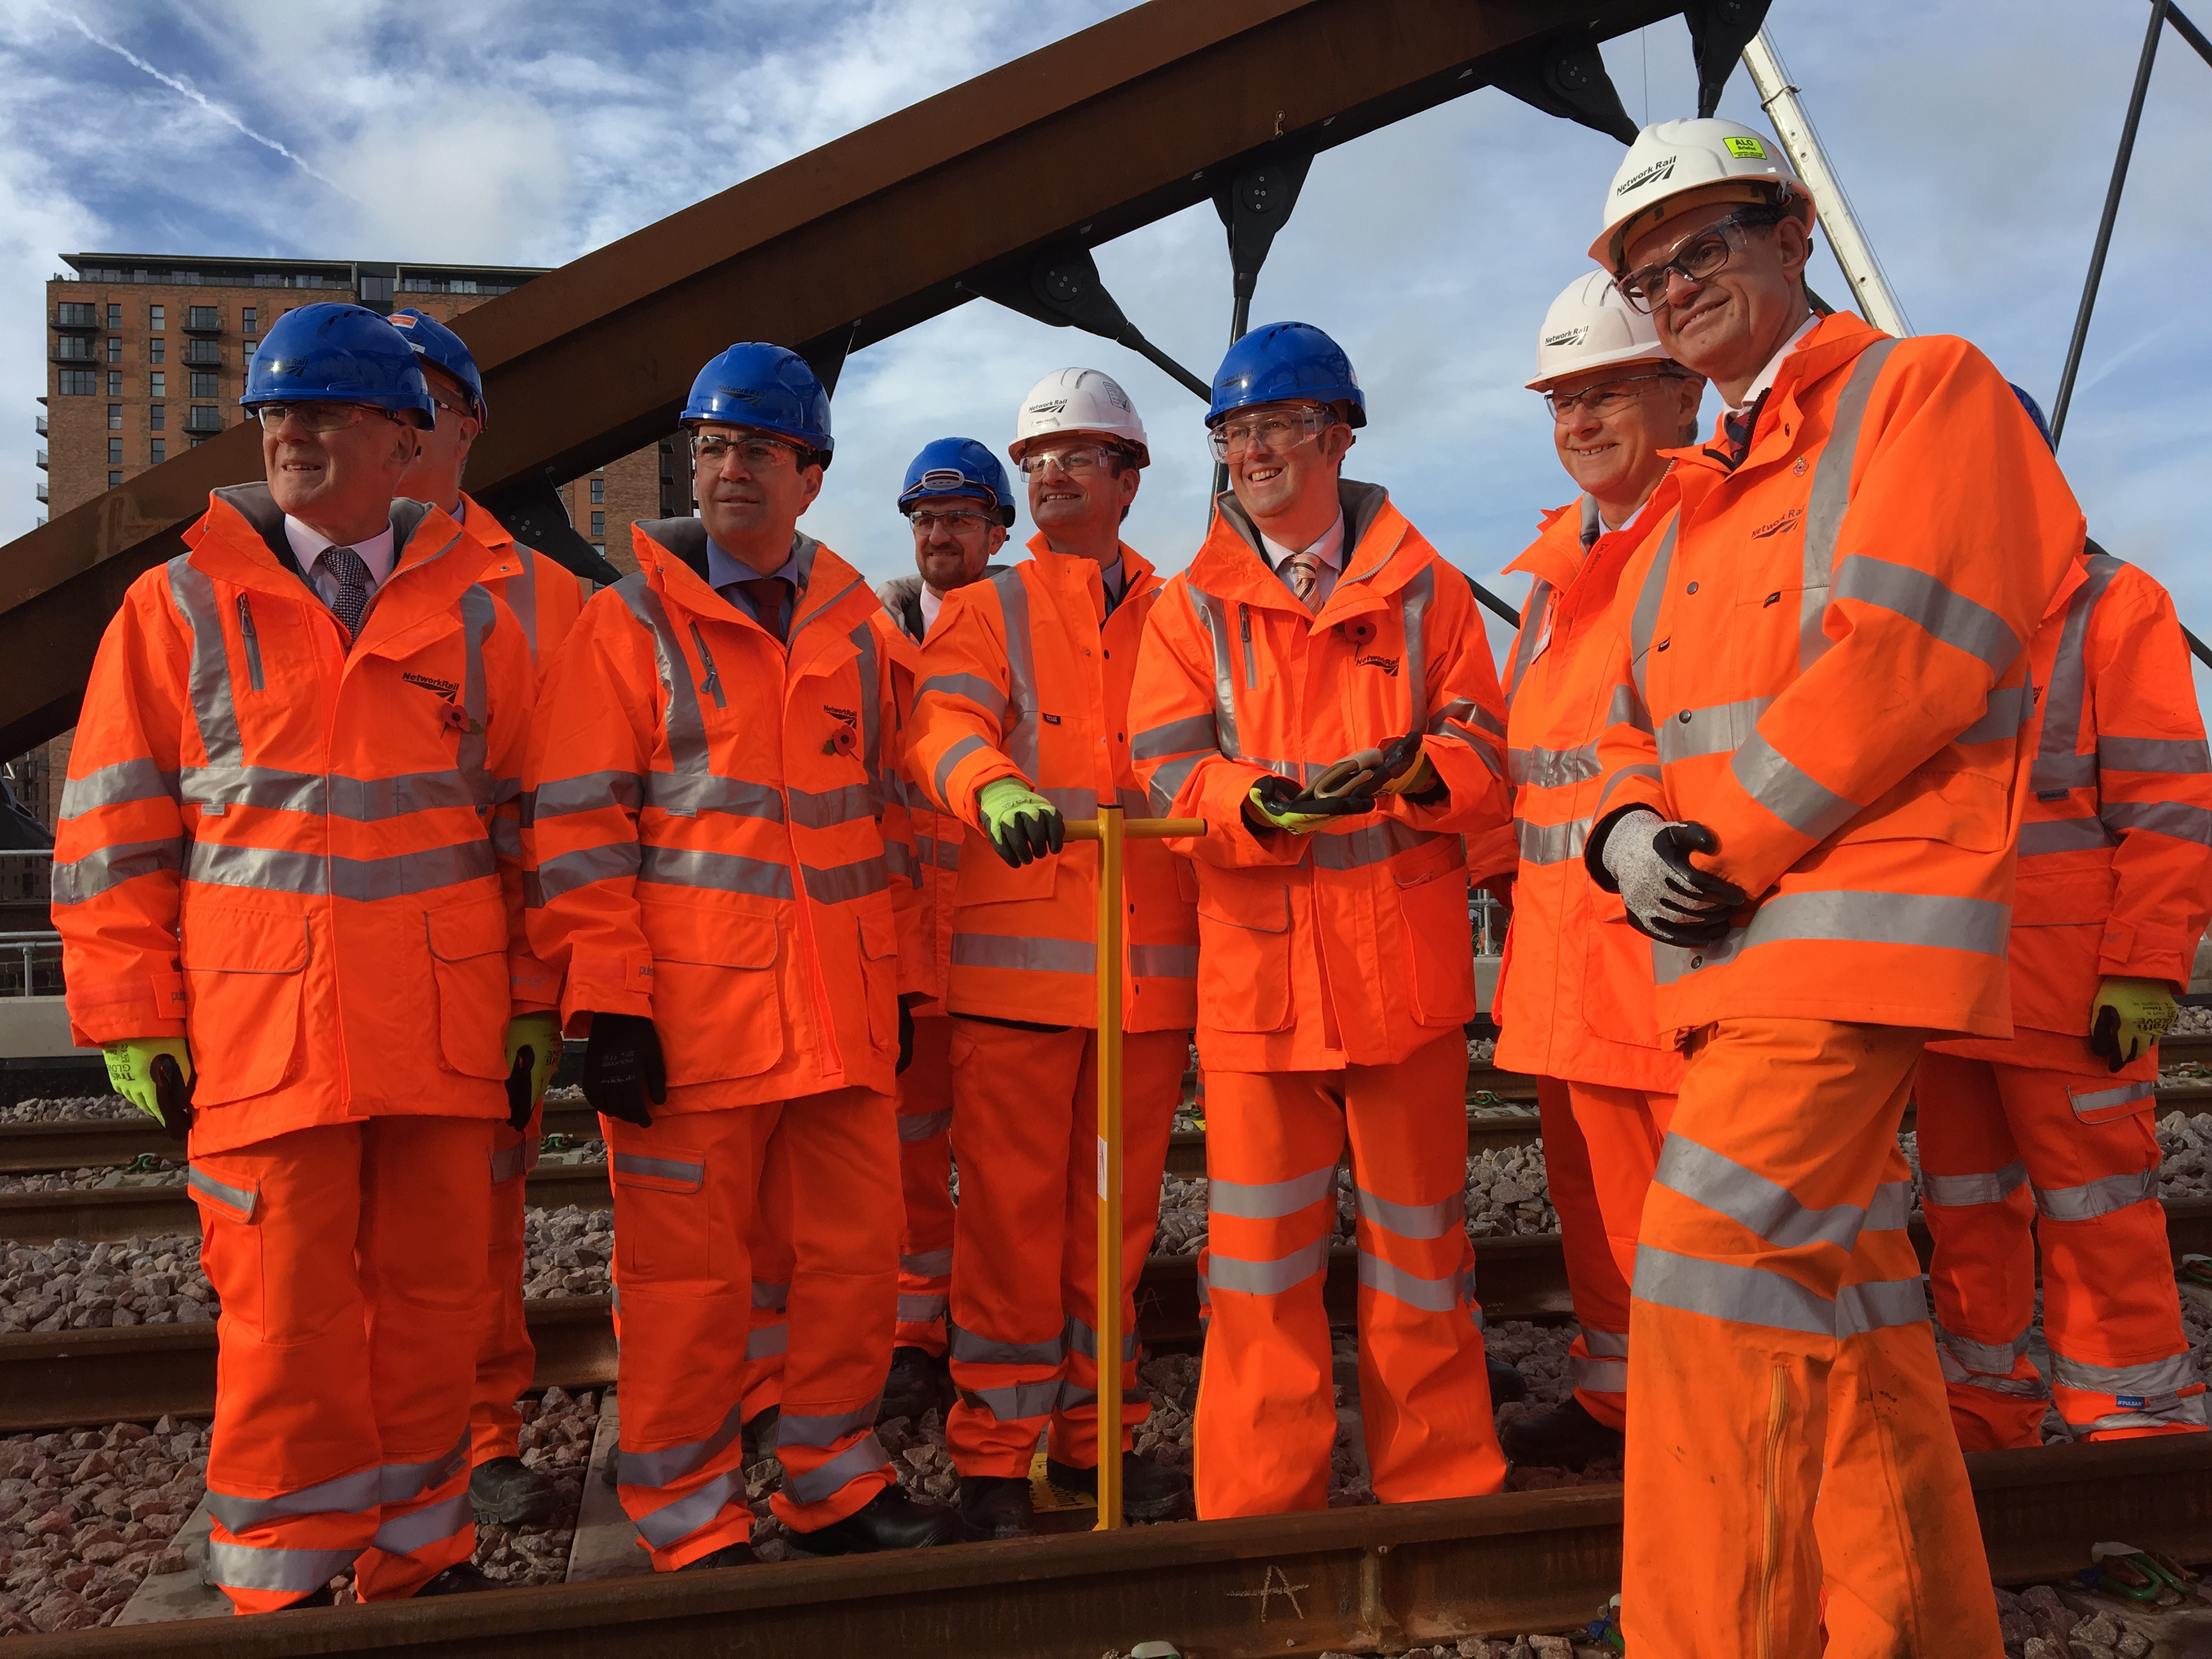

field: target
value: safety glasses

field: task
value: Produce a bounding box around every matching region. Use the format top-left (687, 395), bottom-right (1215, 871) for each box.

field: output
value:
top-left (693, 432), bottom-right (807, 469)
top-left (906, 509), bottom-right (993, 534)
top-left (1615, 208), bottom-right (1784, 315)
top-left (1015, 442), bottom-right (1124, 477)
top-left (253, 402), bottom-right (405, 434)
top-left (1542, 370), bottom-right (1689, 422)
top-left (1207, 404), bottom-right (1334, 462)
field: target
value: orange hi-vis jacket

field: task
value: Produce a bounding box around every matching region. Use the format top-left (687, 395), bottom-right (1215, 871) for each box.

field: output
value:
top-left (1589, 313), bottom-right (2085, 1040)
top-left (1934, 548), bottom-right (2212, 1074)
top-left (53, 483), bottom-right (549, 1158)
top-left (522, 518), bottom-right (922, 1108)
top-left (461, 493), bottom-right (586, 675)
top-left (1128, 482), bottom-right (1514, 1071)
top-left (1494, 493), bottom-right (1683, 1094)
top-left (905, 536), bottom-right (1198, 1031)
top-left (882, 596), bottom-right (956, 1017)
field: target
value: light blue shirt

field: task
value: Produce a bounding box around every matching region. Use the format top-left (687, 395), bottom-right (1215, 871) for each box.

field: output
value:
top-left (707, 535), bottom-right (805, 637)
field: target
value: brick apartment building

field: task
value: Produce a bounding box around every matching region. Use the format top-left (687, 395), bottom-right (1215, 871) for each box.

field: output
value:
top-left (24, 251), bottom-right (680, 827)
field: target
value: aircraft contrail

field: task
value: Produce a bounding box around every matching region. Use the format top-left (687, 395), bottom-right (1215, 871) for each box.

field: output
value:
top-left (64, 11), bottom-right (357, 200)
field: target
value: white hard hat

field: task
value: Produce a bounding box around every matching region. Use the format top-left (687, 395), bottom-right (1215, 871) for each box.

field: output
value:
top-left (1591, 117), bottom-right (1810, 275)
top-left (1009, 368), bottom-right (1150, 468)
top-left (1526, 273), bottom-right (1673, 391)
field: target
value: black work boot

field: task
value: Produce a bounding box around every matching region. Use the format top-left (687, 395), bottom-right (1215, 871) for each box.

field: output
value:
top-left (784, 1485), bottom-right (960, 1556)
top-left (1499, 1396), bottom-right (1624, 1470)
top-left (1487, 1351), bottom-right (1530, 1406)
top-left (470, 1456), bottom-right (558, 1528)
top-left (274, 1586), bottom-right (336, 1610)
top-left (414, 1562), bottom-right (500, 1595)
top-left (958, 1472), bottom-right (1035, 1540)
top-left (742, 1405), bottom-right (780, 1459)
top-left (678, 1542), bottom-right (761, 1571)
top-left (878, 1345), bottom-right (950, 1425)
top-left (1043, 1453), bottom-right (1191, 1522)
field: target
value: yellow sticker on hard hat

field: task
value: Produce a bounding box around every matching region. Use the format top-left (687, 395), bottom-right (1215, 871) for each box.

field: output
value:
top-left (1724, 136), bottom-right (1768, 159)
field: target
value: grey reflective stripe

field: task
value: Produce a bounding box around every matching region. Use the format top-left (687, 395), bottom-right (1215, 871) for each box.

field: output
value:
top-left (1433, 720), bottom-right (1507, 780)
top-left (1633, 1242), bottom-right (1833, 1336)
top-left (1401, 565), bottom-right (1432, 729)
top-left (634, 1468), bottom-right (742, 1547)
top-left (2102, 799), bottom-right (2212, 845)
top-left (492, 817), bottom-right (521, 859)
top-left (509, 546), bottom-right (540, 657)
top-left (1730, 732), bottom-right (1859, 839)
top-left (1353, 1185), bottom-right (1464, 1240)
top-left (2048, 1348), bottom-right (2202, 1398)
top-left (2069, 1079), bottom-right (2158, 1119)
top-left (1654, 1134), bottom-right (1864, 1252)
top-left (1505, 580), bottom-right (1552, 703)
top-left (1146, 752), bottom-right (1206, 817)
top-left (920, 835), bottom-right (963, 871)
top-left (1041, 786), bottom-right (1099, 819)
top-left (802, 856), bottom-right (888, 904)
top-left (1652, 890), bottom-right (2009, 985)
top-left (1064, 1315), bottom-right (1139, 1363)
top-left (1935, 1320), bottom-right (2031, 1378)
top-left (2019, 817), bottom-right (2115, 856)
top-left (59, 758), bottom-right (179, 816)
top-left (1627, 521), bottom-right (1679, 707)
top-left (1937, 1346), bottom-right (2049, 1398)
top-left (958, 1381), bottom-right (1060, 1423)
top-left (186, 839), bottom-right (496, 900)
top-left (52, 838), bottom-right (183, 905)
top-left (618, 576), bottom-right (713, 782)
top-left (1204, 1236), bottom-right (1330, 1296)
top-left (646, 773), bottom-right (786, 822)
top-left (205, 1539), bottom-right (361, 1593)
top-left (897, 1110), bottom-right (952, 1143)
top-left (1799, 335), bottom-right (1900, 672)
top-left (186, 1165), bottom-right (257, 1219)
top-left (1583, 1326), bottom-right (1630, 1358)
top-left (1130, 943), bottom-right (1199, 978)
top-left (638, 845), bottom-right (795, 899)
top-left (1132, 714), bottom-right (1219, 763)
top-left (884, 839), bottom-right (918, 884)
top-left (169, 560), bottom-right (244, 769)
top-left (1656, 697), bottom-right (1772, 765)
top-left (1572, 1356), bottom-right (1629, 1395)
top-left (205, 1466), bottom-right (379, 1531)
top-left (1832, 557), bottom-right (2022, 676)
top-left (455, 585), bottom-right (496, 806)
top-left (1209, 1164), bottom-right (1336, 1221)
top-left (530, 840), bottom-right (641, 907)
top-left (932, 734), bottom-right (988, 808)
top-left (785, 1432), bottom-right (890, 1506)
top-left (751, 1280), bottom-right (788, 1310)
top-left (1056, 1380), bottom-right (1099, 1413)
top-left (2034, 1166), bottom-right (2157, 1221)
top-left (2103, 735), bottom-right (2212, 774)
top-left (991, 569), bottom-right (1042, 782)
top-left (901, 1248), bottom-right (953, 1277)
top-left (1358, 1250), bottom-right (1464, 1313)
top-left (2032, 553), bottom-right (2121, 794)
top-left (777, 1404), bottom-right (879, 1451)
top-left (1516, 816), bottom-right (1589, 866)
top-left (949, 1322), bottom-right (1063, 1368)
top-left (1863, 1180), bottom-right (1915, 1232)
top-left (619, 1400), bottom-right (743, 1489)
top-left (613, 1153), bottom-right (704, 1185)
top-left (747, 1323), bottom-right (789, 1357)
top-left (1835, 1277), bottom-right (1928, 1338)
top-left (951, 932), bottom-right (1093, 974)
top-left (919, 672), bottom-right (1006, 712)
top-left (490, 1141), bottom-right (528, 1183)
top-left (1308, 820), bottom-right (1445, 871)
top-left (1955, 684), bottom-right (2037, 745)
top-left (849, 617), bottom-right (882, 805)
top-left (1922, 1161), bottom-right (2027, 1207)
top-left (369, 1490), bottom-right (472, 1557)
top-left (533, 770), bottom-right (647, 821)
top-left (897, 1294), bottom-right (947, 1322)
top-left (1186, 585), bottom-right (1242, 759)
top-left (1508, 742), bottom-right (1598, 789)
top-left (2067, 1399), bottom-right (2210, 1437)
top-left (1607, 682), bottom-right (1654, 735)
top-left (1594, 764), bottom-right (1661, 816)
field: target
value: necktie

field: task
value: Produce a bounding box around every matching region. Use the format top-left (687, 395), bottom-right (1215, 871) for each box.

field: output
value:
top-left (321, 546), bottom-right (371, 643)
top-left (739, 577), bottom-right (792, 645)
top-left (1718, 390), bottom-right (1770, 471)
top-left (1283, 552), bottom-right (1323, 612)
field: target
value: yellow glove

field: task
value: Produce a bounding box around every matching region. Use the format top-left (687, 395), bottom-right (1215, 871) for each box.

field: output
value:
top-left (1244, 781), bottom-right (1334, 836)
top-left (504, 1013), bottom-right (563, 1131)
top-left (2089, 977), bottom-right (2178, 1074)
top-left (102, 1038), bottom-right (195, 1132)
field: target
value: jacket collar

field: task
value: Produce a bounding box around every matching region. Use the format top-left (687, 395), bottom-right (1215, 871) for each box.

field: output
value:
top-left (460, 493), bottom-right (521, 574)
top-left (1669, 311), bottom-right (1892, 480)
top-left (1020, 533), bottom-right (1160, 601)
top-left (633, 516), bottom-right (871, 672)
top-left (1190, 478), bottom-right (1412, 619)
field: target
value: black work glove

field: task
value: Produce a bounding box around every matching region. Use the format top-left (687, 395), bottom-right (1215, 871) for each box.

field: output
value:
top-left (1595, 811), bottom-right (1749, 947)
top-left (582, 1012), bottom-right (666, 1128)
top-left (897, 1002), bottom-right (916, 1076)
top-left (150, 1052), bottom-right (194, 1143)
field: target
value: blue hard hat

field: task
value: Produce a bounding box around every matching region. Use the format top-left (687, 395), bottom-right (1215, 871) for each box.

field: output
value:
top-left (239, 302), bottom-right (435, 429)
top-left (681, 343), bottom-right (833, 466)
top-left (1207, 321), bottom-right (1366, 430)
top-left (2010, 382), bottom-right (2055, 454)
top-left (388, 307), bottom-right (486, 426)
top-left (899, 437), bottom-right (1015, 527)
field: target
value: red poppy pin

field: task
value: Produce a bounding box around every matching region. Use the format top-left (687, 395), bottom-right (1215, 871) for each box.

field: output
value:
top-left (823, 724), bottom-right (858, 758)
top-left (1344, 619), bottom-right (1377, 648)
top-left (439, 701), bottom-right (479, 737)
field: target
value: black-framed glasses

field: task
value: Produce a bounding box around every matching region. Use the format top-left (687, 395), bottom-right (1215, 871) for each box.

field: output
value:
top-left (1615, 208), bottom-right (1785, 314)
top-left (1542, 370), bottom-right (1688, 421)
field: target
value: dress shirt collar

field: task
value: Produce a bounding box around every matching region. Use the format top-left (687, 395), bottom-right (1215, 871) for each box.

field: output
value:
top-left (1257, 512), bottom-right (1346, 575)
top-left (283, 514), bottom-right (398, 590)
top-left (1725, 312), bottom-right (1821, 416)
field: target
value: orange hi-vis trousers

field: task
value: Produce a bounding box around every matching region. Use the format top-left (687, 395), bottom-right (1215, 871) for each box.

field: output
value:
top-left (189, 1117), bottom-right (494, 1612)
top-left (1534, 1077), bottom-right (1674, 1432)
top-left (606, 1089), bottom-right (899, 1571)
top-left (944, 1019), bottom-right (1186, 1477)
top-left (895, 1015), bottom-right (956, 1357)
top-left (471, 1097), bottom-right (540, 1464)
top-left (1624, 1019), bottom-right (2001, 1659)
top-left (1916, 1051), bottom-right (2205, 1447)
top-left (1194, 1032), bottom-right (1504, 1517)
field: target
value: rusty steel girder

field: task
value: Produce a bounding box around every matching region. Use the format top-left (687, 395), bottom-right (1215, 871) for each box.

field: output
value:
top-left (0, 0), bottom-right (1681, 757)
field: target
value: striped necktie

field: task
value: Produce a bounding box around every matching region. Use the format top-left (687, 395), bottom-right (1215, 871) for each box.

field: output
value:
top-left (321, 546), bottom-right (371, 643)
top-left (1283, 552), bottom-right (1323, 612)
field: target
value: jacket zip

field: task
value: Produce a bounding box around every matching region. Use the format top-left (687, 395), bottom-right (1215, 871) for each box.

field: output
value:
top-left (1238, 603), bottom-right (1255, 687)
top-left (689, 622), bottom-right (726, 709)
top-left (1758, 1365), bottom-right (1789, 1659)
top-left (236, 595), bottom-right (264, 691)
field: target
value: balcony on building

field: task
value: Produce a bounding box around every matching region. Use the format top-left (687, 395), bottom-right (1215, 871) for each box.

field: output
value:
top-left (183, 307), bottom-right (223, 335)
top-left (49, 337), bottom-right (95, 362)
top-left (183, 340), bottom-right (222, 366)
top-left (35, 482), bottom-right (48, 504)
top-left (50, 304), bottom-right (98, 332)
top-left (183, 407), bottom-right (223, 435)
top-left (35, 450), bottom-right (47, 471)
top-left (34, 415), bottom-right (47, 438)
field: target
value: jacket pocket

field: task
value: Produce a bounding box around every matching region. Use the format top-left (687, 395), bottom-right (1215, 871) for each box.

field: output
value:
top-left (641, 897), bottom-right (785, 1085)
top-left (952, 842), bottom-right (1059, 906)
top-left (611, 1146), bottom-right (710, 1276)
top-left (1195, 878), bottom-right (1293, 1032)
top-left (427, 899), bottom-right (511, 1080)
top-left (859, 903), bottom-right (900, 1048)
top-left (1396, 860), bottom-right (1477, 1026)
top-left (1832, 764), bottom-right (2008, 853)
top-left (179, 904), bottom-right (309, 1105)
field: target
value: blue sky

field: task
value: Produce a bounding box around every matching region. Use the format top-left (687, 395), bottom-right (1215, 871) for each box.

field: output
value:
top-left (3, 1), bottom-right (2208, 704)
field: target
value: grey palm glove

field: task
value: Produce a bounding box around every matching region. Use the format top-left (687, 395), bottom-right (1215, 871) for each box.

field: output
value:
top-left (1594, 808), bottom-right (1747, 946)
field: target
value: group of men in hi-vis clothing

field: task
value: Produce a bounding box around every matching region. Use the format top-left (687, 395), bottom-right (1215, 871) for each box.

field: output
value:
top-left (47, 109), bottom-right (2211, 1652)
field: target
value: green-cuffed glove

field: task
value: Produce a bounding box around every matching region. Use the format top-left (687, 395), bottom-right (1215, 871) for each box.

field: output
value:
top-left (2089, 976), bottom-right (2179, 1073)
top-left (1244, 777), bottom-right (1348, 836)
top-left (978, 777), bottom-right (1064, 867)
top-left (103, 1038), bottom-right (195, 1137)
top-left (504, 1012), bottom-right (563, 1131)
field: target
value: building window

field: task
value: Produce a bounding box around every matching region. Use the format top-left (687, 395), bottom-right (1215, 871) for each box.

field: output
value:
top-left (106, 404), bottom-right (122, 430)
top-left (55, 302), bottom-right (95, 327)
top-left (243, 338), bottom-right (258, 359)
top-left (150, 405), bottom-right (165, 431)
top-left (105, 303), bottom-right (120, 329)
top-left (188, 306), bottom-right (221, 331)
top-left (150, 438), bottom-right (166, 465)
top-left (108, 371), bottom-right (122, 396)
top-left (185, 407), bottom-right (222, 434)
top-left (590, 478), bottom-right (605, 505)
top-left (590, 511), bottom-right (605, 538)
top-left (106, 337), bottom-right (121, 362)
top-left (108, 470), bottom-right (122, 488)
top-left (241, 307), bottom-right (257, 332)
top-left (148, 304), bottom-right (164, 330)
top-left (58, 370), bottom-right (95, 395)
top-left (108, 438), bottom-right (122, 464)
top-left (148, 338), bottom-right (165, 364)
top-left (150, 371), bottom-right (165, 397)
top-left (189, 372), bottom-right (219, 399)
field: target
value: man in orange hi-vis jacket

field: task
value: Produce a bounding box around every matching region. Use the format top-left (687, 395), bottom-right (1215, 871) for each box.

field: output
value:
top-left (1580, 120), bottom-right (2082, 1656)
top-left (391, 304), bottom-right (590, 1531)
top-left (522, 344), bottom-right (957, 1571)
top-left (904, 370), bottom-right (1198, 1539)
top-left (1492, 273), bottom-right (1706, 1471)
top-left (1128, 323), bottom-right (1515, 1519)
top-left (1920, 483), bottom-right (2212, 1447)
top-left (54, 302), bottom-right (554, 1611)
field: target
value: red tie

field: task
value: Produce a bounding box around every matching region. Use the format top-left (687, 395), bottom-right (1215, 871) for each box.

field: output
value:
top-left (739, 578), bottom-right (791, 645)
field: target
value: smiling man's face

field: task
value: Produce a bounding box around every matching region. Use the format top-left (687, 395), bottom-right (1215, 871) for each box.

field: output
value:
top-left (262, 403), bottom-right (420, 538)
top-left (1547, 365), bottom-right (1704, 502)
top-left (1023, 437), bottom-right (1138, 554)
top-left (1622, 199), bottom-right (1812, 398)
